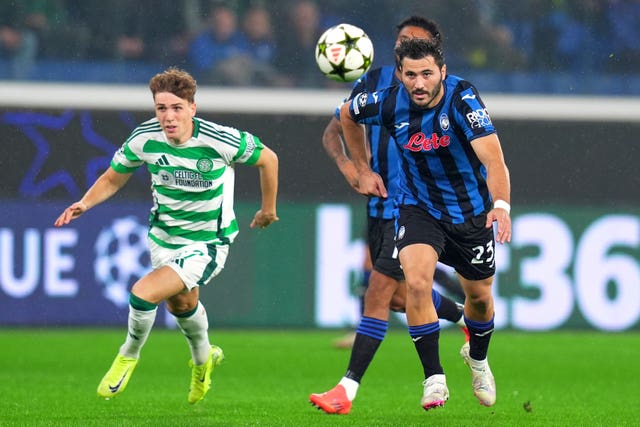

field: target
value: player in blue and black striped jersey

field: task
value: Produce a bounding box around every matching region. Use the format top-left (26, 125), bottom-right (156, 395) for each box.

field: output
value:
top-left (311, 17), bottom-right (468, 416)
top-left (341, 38), bottom-right (511, 410)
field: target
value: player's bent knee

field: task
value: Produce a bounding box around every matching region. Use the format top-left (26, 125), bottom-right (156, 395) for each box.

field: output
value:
top-left (166, 292), bottom-right (199, 314)
top-left (465, 293), bottom-right (492, 313)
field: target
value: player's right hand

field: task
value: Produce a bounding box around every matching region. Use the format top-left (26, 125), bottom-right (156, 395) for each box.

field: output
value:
top-left (54, 201), bottom-right (88, 227)
top-left (487, 207), bottom-right (511, 244)
top-left (356, 170), bottom-right (387, 198)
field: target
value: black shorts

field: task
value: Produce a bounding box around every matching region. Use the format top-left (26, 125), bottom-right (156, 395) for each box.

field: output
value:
top-left (395, 205), bottom-right (496, 281)
top-left (367, 216), bottom-right (404, 281)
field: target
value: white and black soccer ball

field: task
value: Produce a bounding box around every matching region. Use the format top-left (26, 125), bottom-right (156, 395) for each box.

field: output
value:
top-left (94, 216), bottom-right (151, 308)
top-left (315, 23), bottom-right (374, 83)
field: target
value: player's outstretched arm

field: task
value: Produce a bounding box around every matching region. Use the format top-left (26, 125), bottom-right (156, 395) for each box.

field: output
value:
top-left (54, 167), bottom-right (132, 227)
top-left (250, 145), bottom-right (279, 229)
top-left (339, 103), bottom-right (387, 198)
top-left (471, 134), bottom-right (511, 244)
top-left (322, 116), bottom-right (358, 190)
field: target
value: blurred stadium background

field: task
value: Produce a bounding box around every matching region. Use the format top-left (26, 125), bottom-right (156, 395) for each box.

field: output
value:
top-left (1, 0), bottom-right (639, 332)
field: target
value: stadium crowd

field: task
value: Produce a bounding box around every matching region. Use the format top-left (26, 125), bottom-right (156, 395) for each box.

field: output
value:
top-left (1, 0), bottom-right (639, 93)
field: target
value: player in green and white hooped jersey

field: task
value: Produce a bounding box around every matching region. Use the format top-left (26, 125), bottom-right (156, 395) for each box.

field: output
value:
top-left (54, 68), bottom-right (279, 403)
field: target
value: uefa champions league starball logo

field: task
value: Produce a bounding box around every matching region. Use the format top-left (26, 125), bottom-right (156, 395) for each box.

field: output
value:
top-left (94, 216), bottom-right (151, 307)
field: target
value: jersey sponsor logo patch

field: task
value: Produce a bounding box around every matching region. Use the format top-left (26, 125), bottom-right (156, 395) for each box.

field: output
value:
top-left (466, 108), bottom-right (492, 129)
top-left (174, 170), bottom-right (213, 188)
top-left (159, 170), bottom-right (172, 183)
top-left (402, 132), bottom-right (450, 152)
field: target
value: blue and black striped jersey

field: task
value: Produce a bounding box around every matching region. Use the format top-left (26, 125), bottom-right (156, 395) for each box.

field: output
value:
top-left (348, 74), bottom-right (496, 224)
top-left (335, 65), bottom-right (399, 220)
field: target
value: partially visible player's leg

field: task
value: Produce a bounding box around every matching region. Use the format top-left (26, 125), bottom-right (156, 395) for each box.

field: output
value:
top-left (310, 269), bottom-right (397, 414)
top-left (97, 265), bottom-right (183, 399)
top-left (345, 270), bottom-right (398, 379)
top-left (167, 242), bottom-right (229, 404)
top-left (395, 206), bottom-right (451, 410)
top-left (390, 276), bottom-right (468, 341)
top-left (169, 290), bottom-right (210, 364)
top-left (439, 213), bottom-right (497, 406)
top-left (311, 217), bottom-right (403, 413)
top-left (186, 344), bottom-right (224, 404)
top-left (168, 292), bottom-right (224, 404)
top-left (386, 253), bottom-right (465, 334)
top-left (96, 291), bottom-right (156, 398)
top-left (434, 266), bottom-right (466, 302)
top-left (460, 275), bottom-right (495, 359)
top-left (431, 288), bottom-right (465, 325)
top-left (459, 275), bottom-right (496, 406)
top-left (120, 294), bottom-right (158, 359)
top-left (399, 242), bottom-right (448, 411)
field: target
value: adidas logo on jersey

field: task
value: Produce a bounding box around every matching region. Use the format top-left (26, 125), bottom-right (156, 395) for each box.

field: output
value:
top-left (155, 155), bottom-right (170, 166)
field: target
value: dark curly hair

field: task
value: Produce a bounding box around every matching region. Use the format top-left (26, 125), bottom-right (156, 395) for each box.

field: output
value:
top-left (396, 15), bottom-right (443, 46)
top-left (395, 38), bottom-right (445, 68)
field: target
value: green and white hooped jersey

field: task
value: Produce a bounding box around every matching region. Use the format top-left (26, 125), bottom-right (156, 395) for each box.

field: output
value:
top-left (111, 117), bottom-right (263, 249)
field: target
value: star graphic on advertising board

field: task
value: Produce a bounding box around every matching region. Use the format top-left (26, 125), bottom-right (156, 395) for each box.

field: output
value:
top-left (3, 110), bottom-right (79, 197)
top-left (79, 111), bottom-right (124, 189)
top-left (2, 110), bottom-right (136, 198)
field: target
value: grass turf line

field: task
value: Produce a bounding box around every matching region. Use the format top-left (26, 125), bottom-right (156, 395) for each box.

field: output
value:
top-left (0, 329), bottom-right (638, 426)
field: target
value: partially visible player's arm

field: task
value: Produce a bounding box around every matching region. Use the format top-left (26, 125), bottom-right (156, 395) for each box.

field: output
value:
top-left (339, 102), bottom-right (387, 197)
top-left (250, 145), bottom-right (279, 229)
top-left (471, 133), bottom-right (511, 243)
top-left (322, 116), bottom-right (359, 190)
top-left (54, 167), bottom-right (132, 227)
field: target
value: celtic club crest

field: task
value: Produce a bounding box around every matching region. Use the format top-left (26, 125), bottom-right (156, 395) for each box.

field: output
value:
top-left (197, 158), bottom-right (213, 173)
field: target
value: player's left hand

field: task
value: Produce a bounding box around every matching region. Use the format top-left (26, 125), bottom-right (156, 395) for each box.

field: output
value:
top-left (250, 210), bottom-right (279, 229)
top-left (486, 207), bottom-right (511, 244)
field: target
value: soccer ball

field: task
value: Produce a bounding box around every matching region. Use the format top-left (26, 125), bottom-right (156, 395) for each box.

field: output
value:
top-left (315, 23), bottom-right (374, 82)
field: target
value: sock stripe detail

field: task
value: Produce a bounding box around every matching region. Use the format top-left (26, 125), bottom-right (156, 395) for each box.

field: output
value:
top-left (408, 321), bottom-right (440, 338)
top-left (129, 293), bottom-right (158, 311)
top-left (463, 315), bottom-right (495, 332)
top-left (356, 316), bottom-right (388, 340)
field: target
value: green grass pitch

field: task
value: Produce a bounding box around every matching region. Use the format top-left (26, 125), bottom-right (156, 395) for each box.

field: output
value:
top-left (0, 328), bottom-right (638, 426)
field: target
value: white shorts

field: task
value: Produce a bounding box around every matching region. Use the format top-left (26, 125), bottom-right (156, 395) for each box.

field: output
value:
top-left (149, 240), bottom-right (230, 291)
